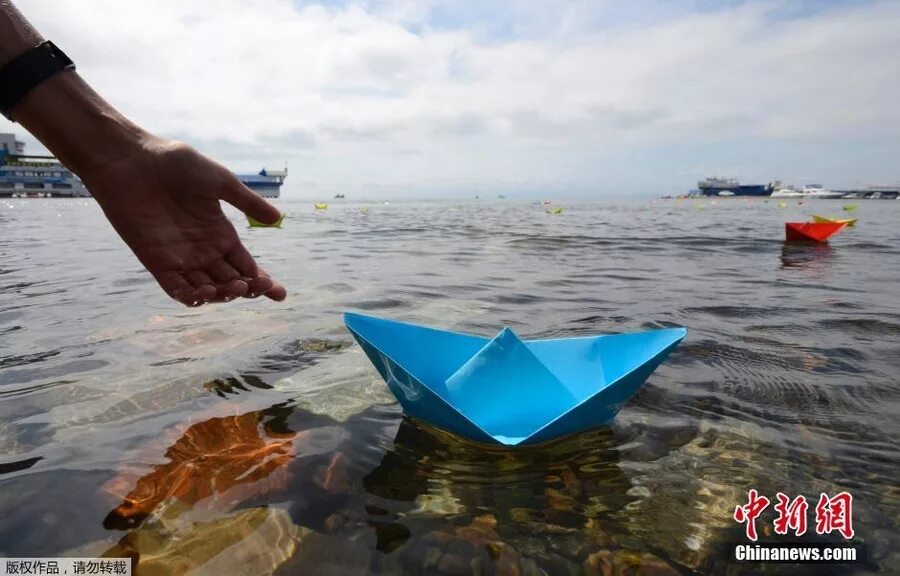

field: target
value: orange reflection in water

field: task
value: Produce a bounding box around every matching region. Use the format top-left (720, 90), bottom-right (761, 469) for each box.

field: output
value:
top-left (103, 410), bottom-right (299, 529)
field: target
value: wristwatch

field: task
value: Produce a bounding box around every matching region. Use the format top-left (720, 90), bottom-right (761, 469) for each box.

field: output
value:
top-left (0, 41), bottom-right (75, 121)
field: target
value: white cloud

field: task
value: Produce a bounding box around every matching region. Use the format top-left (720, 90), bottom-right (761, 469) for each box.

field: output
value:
top-left (4, 0), bottom-right (899, 196)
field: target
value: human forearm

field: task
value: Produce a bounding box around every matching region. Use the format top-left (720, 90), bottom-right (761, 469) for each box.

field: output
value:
top-left (11, 71), bottom-right (150, 178)
top-left (2, 1), bottom-right (286, 306)
top-left (0, 0), bottom-right (42, 67)
top-left (1, 1), bottom-right (148, 177)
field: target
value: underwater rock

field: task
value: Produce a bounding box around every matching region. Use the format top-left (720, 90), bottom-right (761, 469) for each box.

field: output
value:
top-left (0, 422), bottom-right (18, 456)
top-left (583, 550), bottom-right (679, 576)
top-left (103, 507), bottom-right (304, 576)
top-left (616, 426), bottom-right (767, 571)
top-left (276, 530), bottom-right (375, 575)
top-left (519, 557), bottom-right (549, 576)
top-left (277, 350), bottom-right (395, 423)
top-left (294, 338), bottom-right (353, 353)
top-left (436, 553), bottom-right (472, 575)
top-left (314, 452), bottom-right (350, 494)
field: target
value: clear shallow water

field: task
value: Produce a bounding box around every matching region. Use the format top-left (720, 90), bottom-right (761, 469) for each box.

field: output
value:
top-left (0, 197), bottom-right (898, 575)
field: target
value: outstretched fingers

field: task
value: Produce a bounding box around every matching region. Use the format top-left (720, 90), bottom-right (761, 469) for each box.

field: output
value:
top-left (226, 244), bottom-right (286, 301)
top-left (185, 270), bottom-right (219, 302)
top-left (156, 258), bottom-right (282, 307)
top-left (206, 259), bottom-right (250, 301)
top-left (156, 270), bottom-right (205, 307)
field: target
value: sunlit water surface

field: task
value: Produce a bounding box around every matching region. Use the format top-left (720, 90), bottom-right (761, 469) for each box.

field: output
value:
top-left (1, 197), bottom-right (898, 575)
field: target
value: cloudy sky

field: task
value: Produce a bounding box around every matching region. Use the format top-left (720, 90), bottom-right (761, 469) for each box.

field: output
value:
top-left (4, 0), bottom-right (899, 198)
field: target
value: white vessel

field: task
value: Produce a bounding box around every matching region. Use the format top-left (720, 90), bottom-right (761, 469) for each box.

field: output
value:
top-left (770, 185), bottom-right (802, 198)
top-left (770, 183), bottom-right (842, 199)
top-left (799, 184), bottom-right (842, 199)
top-left (236, 166), bottom-right (287, 198)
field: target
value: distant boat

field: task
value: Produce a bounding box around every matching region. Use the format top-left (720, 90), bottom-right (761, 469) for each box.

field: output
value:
top-left (1, 132), bottom-right (89, 198)
top-left (334, 193), bottom-right (346, 199)
top-left (697, 177), bottom-right (772, 197)
top-left (799, 184), bottom-right (842, 199)
top-left (236, 166), bottom-right (287, 198)
top-left (771, 185), bottom-right (802, 198)
top-left (785, 221), bottom-right (846, 242)
top-left (772, 184), bottom-right (842, 199)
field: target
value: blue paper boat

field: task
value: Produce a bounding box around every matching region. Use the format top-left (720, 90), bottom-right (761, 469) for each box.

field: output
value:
top-left (344, 313), bottom-right (686, 446)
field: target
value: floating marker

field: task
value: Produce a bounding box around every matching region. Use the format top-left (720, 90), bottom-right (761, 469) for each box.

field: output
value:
top-left (247, 213), bottom-right (284, 228)
top-left (812, 214), bottom-right (856, 227)
top-left (344, 313), bottom-right (686, 446)
top-left (315, 203), bottom-right (328, 210)
top-left (843, 204), bottom-right (857, 212)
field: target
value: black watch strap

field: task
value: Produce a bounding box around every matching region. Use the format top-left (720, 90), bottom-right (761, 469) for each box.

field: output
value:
top-left (0, 41), bottom-right (75, 121)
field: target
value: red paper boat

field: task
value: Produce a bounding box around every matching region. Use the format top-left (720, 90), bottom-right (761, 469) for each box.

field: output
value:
top-left (785, 221), bottom-right (846, 242)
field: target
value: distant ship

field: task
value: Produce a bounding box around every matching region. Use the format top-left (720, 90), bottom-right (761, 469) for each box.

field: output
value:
top-left (696, 177), bottom-right (773, 197)
top-left (771, 184), bottom-right (842, 199)
top-left (1, 133), bottom-right (89, 198)
top-left (834, 185), bottom-right (900, 200)
top-left (236, 166), bottom-right (287, 198)
top-left (4, 132), bottom-right (288, 200)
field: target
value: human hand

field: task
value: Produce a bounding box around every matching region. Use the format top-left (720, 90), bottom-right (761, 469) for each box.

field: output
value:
top-left (81, 136), bottom-right (287, 306)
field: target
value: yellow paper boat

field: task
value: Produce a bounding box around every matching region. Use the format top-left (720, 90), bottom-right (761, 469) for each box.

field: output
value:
top-left (843, 204), bottom-right (857, 211)
top-left (812, 214), bottom-right (856, 227)
top-left (314, 203), bottom-right (328, 210)
top-left (246, 213), bottom-right (284, 228)
top-left (546, 207), bottom-right (563, 215)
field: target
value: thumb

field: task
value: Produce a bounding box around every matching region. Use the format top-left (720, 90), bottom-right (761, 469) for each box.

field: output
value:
top-left (222, 177), bottom-right (282, 224)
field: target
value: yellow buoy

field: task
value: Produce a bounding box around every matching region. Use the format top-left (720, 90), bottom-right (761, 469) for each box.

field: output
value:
top-left (843, 204), bottom-right (857, 212)
top-left (314, 203), bottom-right (328, 210)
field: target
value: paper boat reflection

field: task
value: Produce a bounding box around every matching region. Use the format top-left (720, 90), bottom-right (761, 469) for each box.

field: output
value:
top-left (344, 313), bottom-right (686, 446)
